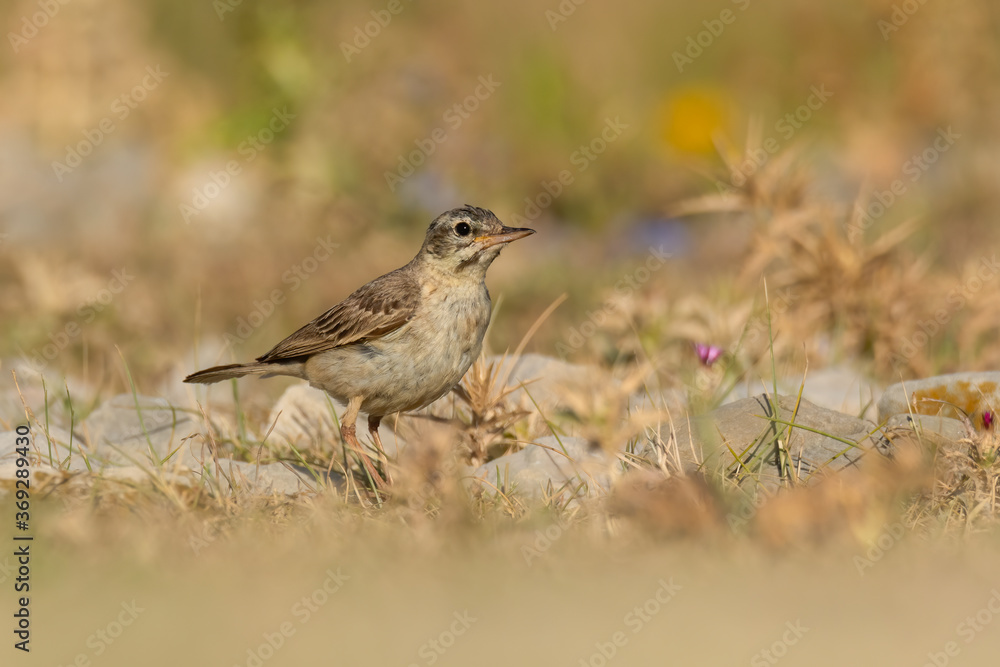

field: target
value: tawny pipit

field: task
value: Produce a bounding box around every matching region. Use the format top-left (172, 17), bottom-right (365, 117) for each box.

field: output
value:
top-left (185, 206), bottom-right (534, 487)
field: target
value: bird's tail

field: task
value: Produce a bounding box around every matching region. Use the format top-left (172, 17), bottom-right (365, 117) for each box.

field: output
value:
top-left (183, 362), bottom-right (274, 384)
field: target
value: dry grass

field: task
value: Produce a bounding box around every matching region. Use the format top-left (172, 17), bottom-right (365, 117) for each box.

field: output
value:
top-left (666, 138), bottom-right (1000, 382)
top-left (11, 325), bottom-right (1000, 552)
top-left (9, 132), bottom-right (1000, 560)
top-left (5, 2), bottom-right (1000, 661)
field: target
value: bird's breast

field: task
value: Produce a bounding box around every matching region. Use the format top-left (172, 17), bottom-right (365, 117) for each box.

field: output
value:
top-left (348, 280), bottom-right (491, 413)
top-left (416, 280), bottom-right (492, 358)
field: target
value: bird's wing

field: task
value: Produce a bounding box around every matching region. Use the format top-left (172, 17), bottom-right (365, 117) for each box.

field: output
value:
top-left (256, 268), bottom-right (420, 362)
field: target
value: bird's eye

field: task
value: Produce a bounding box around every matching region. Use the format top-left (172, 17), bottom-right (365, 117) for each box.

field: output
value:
top-left (455, 222), bottom-right (472, 236)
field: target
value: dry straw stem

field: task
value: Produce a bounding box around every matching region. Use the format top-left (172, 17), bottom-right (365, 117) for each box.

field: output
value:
top-left (673, 137), bottom-right (961, 376)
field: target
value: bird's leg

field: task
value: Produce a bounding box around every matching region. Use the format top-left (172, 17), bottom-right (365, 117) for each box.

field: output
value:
top-left (367, 414), bottom-right (393, 485)
top-left (340, 396), bottom-right (386, 490)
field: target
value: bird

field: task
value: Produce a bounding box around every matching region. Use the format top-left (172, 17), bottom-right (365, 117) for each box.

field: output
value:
top-left (184, 206), bottom-right (534, 488)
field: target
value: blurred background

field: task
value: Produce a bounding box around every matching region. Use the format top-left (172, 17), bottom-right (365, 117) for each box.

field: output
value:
top-left (5, 3), bottom-right (1000, 666)
top-left (2, 0), bottom-right (1000, 398)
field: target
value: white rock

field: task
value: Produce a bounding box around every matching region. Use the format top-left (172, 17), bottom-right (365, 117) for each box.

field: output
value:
top-left (79, 394), bottom-right (201, 468)
top-left (885, 414), bottom-right (969, 444)
top-left (266, 383), bottom-right (405, 457)
top-left (0, 426), bottom-right (89, 471)
top-left (878, 372), bottom-right (1000, 425)
top-left (469, 436), bottom-right (619, 500)
top-left (192, 459), bottom-right (332, 496)
top-left (98, 465), bottom-right (191, 488)
top-left (725, 366), bottom-right (880, 421)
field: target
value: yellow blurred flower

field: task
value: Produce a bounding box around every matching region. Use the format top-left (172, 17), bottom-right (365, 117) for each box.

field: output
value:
top-left (658, 86), bottom-right (730, 155)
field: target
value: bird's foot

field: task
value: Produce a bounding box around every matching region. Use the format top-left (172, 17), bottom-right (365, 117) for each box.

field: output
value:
top-left (367, 415), bottom-right (394, 486)
top-left (341, 422), bottom-right (388, 491)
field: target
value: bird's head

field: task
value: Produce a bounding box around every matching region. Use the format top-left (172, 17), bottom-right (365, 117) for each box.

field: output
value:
top-left (418, 206), bottom-right (534, 276)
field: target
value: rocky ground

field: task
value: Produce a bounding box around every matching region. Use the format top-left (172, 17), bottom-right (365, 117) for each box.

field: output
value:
top-left (3, 355), bottom-right (996, 513)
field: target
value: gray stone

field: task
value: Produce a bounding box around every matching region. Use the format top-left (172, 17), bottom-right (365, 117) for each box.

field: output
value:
top-left (95, 458), bottom-right (339, 496)
top-left (666, 394), bottom-right (877, 489)
top-left (0, 427), bottom-right (76, 485)
top-left (266, 383), bottom-right (338, 446)
top-left (0, 366), bottom-right (94, 424)
top-left (0, 429), bottom-right (190, 490)
top-left (469, 436), bottom-right (619, 500)
top-left (266, 383), bottom-right (405, 457)
top-left (884, 414), bottom-right (969, 445)
top-left (191, 458), bottom-right (339, 496)
top-left (0, 420), bottom-right (340, 497)
top-left (0, 426), bottom-right (89, 471)
top-left (724, 366), bottom-right (880, 421)
top-left (79, 394), bottom-right (201, 468)
top-left (878, 372), bottom-right (1000, 426)
top-left (98, 465), bottom-right (191, 488)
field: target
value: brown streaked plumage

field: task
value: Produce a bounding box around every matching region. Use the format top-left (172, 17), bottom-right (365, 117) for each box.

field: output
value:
top-left (257, 269), bottom-right (422, 362)
top-left (184, 206), bottom-right (534, 488)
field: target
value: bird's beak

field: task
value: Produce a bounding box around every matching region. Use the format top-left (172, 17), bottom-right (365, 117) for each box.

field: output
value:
top-left (473, 226), bottom-right (536, 249)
